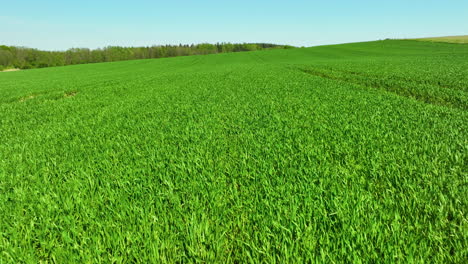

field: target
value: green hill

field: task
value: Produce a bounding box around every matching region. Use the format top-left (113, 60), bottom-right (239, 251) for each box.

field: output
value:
top-left (0, 40), bottom-right (467, 263)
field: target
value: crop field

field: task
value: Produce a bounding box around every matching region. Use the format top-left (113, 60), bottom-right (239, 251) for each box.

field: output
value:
top-left (0, 40), bottom-right (467, 262)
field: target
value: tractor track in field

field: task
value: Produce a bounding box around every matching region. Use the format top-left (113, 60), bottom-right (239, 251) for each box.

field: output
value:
top-left (297, 67), bottom-right (467, 110)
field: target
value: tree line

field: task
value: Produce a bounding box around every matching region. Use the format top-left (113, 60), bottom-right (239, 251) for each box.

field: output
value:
top-left (0, 43), bottom-right (294, 70)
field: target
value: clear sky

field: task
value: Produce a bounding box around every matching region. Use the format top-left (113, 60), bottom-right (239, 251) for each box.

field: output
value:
top-left (1, 0), bottom-right (467, 50)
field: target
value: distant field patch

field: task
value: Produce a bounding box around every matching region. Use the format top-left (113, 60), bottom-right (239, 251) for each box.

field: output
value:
top-left (414, 35), bottom-right (468, 43)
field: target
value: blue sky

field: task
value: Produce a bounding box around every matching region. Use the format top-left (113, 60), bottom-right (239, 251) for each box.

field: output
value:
top-left (1, 0), bottom-right (467, 50)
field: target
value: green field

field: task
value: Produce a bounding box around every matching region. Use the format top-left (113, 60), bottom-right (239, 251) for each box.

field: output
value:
top-left (0, 40), bottom-right (467, 263)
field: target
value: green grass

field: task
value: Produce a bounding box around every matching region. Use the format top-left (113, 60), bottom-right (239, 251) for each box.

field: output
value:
top-left (414, 35), bottom-right (468, 44)
top-left (0, 40), bottom-right (467, 263)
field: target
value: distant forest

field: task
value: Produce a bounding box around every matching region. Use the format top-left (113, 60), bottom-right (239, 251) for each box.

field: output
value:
top-left (0, 43), bottom-right (294, 70)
